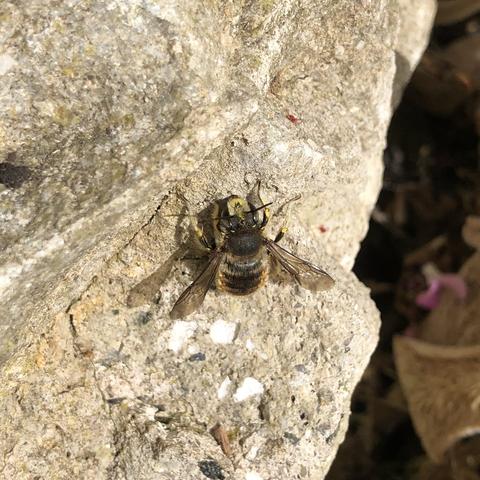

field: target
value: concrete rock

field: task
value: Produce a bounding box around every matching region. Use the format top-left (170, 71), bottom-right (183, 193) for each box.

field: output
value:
top-left (0, 0), bottom-right (435, 478)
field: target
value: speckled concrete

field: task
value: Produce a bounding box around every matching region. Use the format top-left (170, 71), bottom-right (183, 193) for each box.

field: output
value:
top-left (0, 0), bottom-right (435, 478)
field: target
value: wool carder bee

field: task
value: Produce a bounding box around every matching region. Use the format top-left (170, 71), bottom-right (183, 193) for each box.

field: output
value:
top-left (170, 183), bottom-right (334, 318)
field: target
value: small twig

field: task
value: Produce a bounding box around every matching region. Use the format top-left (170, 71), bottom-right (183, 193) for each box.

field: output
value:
top-left (210, 423), bottom-right (232, 457)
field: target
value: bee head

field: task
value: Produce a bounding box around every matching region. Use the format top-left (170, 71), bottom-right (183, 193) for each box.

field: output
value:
top-left (216, 196), bottom-right (266, 234)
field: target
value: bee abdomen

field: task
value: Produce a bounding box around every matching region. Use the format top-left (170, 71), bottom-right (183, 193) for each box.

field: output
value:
top-left (217, 256), bottom-right (267, 295)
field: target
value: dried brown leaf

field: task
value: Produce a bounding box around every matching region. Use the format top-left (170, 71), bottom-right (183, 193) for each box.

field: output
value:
top-left (463, 216), bottom-right (480, 251)
top-left (394, 336), bottom-right (480, 462)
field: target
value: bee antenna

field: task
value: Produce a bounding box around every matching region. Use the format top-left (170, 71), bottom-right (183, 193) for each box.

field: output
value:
top-left (246, 202), bottom-right (273, 214)
top-left (212, 202), bottom-right (273, 220)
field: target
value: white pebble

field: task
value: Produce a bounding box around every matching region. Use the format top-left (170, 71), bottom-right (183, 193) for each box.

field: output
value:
top-left (168, 321), bottom-right (197, 353)
top-left (217, 377), bottom-right (232, 400)
top-left (245, 445), bottom-right (260, 460)
top-left (234, 377), bottom-right (264, 402)
top-left (209, 319), bottom-right (237, 344)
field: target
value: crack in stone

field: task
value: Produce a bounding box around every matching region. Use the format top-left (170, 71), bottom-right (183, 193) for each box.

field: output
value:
top-left (56, 382), bottom-right (86, 396)
top-left (121, 195), bottom-right (168, 251)
top-left (63, 194), bottom-right (169, 323)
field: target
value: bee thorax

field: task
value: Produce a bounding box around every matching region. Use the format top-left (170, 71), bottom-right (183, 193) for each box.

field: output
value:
top-left (226, 231), bottom-right (263, 256)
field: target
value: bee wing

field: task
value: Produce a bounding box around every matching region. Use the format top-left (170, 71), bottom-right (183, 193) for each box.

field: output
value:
top-left (265, 239), bottom-right (334, 292)
top-left (169, 250), bottom-right (224, 319)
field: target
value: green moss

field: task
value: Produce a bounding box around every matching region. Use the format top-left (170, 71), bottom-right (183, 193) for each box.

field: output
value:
top-left (121, 113), bottom-right (135, 128)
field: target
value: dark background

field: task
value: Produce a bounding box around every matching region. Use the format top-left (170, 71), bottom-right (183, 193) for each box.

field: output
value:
top-left (326, 11), bottom-right (480, 480)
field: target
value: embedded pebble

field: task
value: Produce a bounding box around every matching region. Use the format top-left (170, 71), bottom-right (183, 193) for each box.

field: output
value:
top-left (209, 319), bottom-right (237, 344)
top-left (233, 377), bottom-right (264, 402)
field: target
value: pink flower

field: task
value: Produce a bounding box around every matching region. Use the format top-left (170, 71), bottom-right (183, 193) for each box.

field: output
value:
top-left (416, 273), bottom-right (467, 310)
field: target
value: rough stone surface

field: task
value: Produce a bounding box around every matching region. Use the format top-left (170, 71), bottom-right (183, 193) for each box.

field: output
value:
top-left (0, 0), bottom-right (435, 479)
top-left (392, 0), bottom-right (437, 107)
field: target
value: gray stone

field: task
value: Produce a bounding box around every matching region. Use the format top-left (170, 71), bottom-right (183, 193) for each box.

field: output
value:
top-left (0, 0), bottom-right (435, 478)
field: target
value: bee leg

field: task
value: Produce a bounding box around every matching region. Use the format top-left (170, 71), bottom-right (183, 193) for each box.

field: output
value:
top-left (260, 204), bottom-right (271, 229)
top-left (276, 193), bottom-right (302, 215)
top-left (194, 224), bottom-right (214, 251)
top-left (274, 226), bottom-right (288, 243)
top-left (247, 180), bottom-right (264, 208)
top-left (177, 191), bottom-right (214, 251)
top-left (180, 254), bottom-right (205, 261)
top-left (248, 181), bottom-right (271, 228)
top-left (272, 193), bottom-right (301, 242)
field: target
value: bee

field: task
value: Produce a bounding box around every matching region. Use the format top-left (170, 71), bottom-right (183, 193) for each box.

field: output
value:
top-left (170, 183), bottom-right (334, 318)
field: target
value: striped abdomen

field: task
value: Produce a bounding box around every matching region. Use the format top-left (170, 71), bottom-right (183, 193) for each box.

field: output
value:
top-left (217, 252), bottom-right (267, 295)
